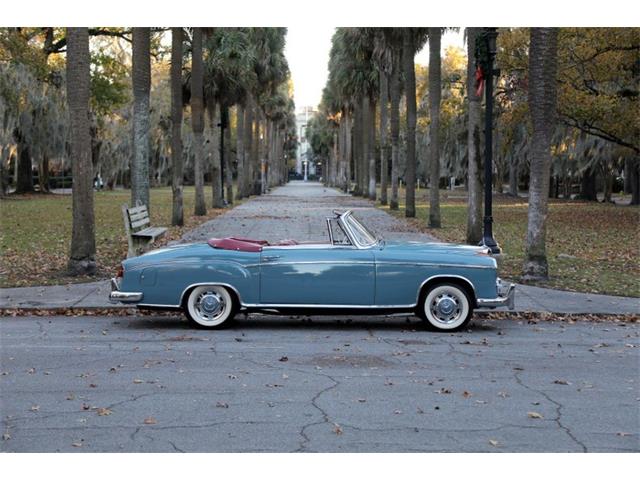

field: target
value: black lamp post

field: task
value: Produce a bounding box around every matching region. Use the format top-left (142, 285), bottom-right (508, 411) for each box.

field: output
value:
top-left (480, 27), bottom-right (501, 254)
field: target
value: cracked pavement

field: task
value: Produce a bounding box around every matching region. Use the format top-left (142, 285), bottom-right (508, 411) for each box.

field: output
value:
top-left (1, 314), bottom-right (638, 452)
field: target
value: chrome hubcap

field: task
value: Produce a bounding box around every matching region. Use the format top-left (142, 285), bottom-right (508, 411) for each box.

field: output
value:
top-left (195, 291), bottom-right (225, 320)
top-left (431, 292), bottom-right (461, 324)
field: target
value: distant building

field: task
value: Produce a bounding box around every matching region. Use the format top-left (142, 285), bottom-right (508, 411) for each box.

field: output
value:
top-left (295, 106), bottom-right (317, 178)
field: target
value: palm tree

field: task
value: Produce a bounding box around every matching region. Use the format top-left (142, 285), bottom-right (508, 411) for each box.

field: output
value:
top-left (131, 27), bottom-right (150, 210)
top-left (523, 28), bottom-right (559, 281)
top-left (385, 29), bottom-right (403, 210)
top-left (428, 27), bottom-right (442, 228)
top-left (235, 103), bottom-right (246, 199)
top-left (403, 30), bottom-right (417, 217)
top-left (191, 28), bottom-right (207, 216)
top-left (466, 29), bottom-right (483, 244)
top-left (66, 27), bottom-right (96, 275)
top-left (378, 59), bottom-right (389, 205)
top-left (170, 27), bottom-right (184, 226)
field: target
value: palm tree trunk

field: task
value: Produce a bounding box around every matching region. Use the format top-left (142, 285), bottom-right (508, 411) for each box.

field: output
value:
top-left (66, 27), bottom-right (96, 275)
top-left (223, 105), bottom-right (233, 204)
top-left (368, 96), bottom-right (377, 200)
top-left (428, 28), bottom-right (442, 227)
top-left (403, 31), bottom-right (417, 218)
top-left (191, 28), bottom-right (207, 216)
top-left (131, 28), bottom-right (151, 211)
top-left (466, 27), bottom-right (483, 243)
top-left (343, 109), bottom-right (352, 192)
top-left (244, 98), bottom-right (254, 197)
top-left (170, 27), bottom-right (184, 226)
top-left (379, 71), bottom-right (389, 205)
top-left (352, 101), bottom-right (362, 196)
top-left (362, 96), bottom-right (371, 197)
top-left (235, 104), bottom-right (245, 200)
top-left (208, 99), bottom-right (224, 208)
top-left (389, 46), bottom-right (401, 210)
top-left (523, 28), bottom-right (558, 281)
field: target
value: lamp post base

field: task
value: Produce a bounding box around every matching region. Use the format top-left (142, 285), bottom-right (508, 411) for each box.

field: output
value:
top-left (479, 236), bottom-right (502, 255)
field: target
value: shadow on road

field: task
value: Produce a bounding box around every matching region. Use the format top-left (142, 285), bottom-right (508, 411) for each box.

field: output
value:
top-left (121, 314), bottom-right (500, 333)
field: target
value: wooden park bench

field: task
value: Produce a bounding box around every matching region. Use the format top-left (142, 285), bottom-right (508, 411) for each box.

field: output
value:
top-left (122, 203), bottom-right (167, 258)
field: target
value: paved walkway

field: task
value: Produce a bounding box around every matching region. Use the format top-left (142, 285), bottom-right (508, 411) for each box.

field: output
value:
top-left (1, 181), bottom-right (638, 315)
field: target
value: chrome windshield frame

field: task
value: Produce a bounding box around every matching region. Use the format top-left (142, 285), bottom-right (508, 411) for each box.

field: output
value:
top-left (337, 210), bottom-right (381, 250)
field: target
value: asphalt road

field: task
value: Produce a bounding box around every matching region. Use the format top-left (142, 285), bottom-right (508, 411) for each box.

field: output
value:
top-left (1, 314), bottom-right (638, 452)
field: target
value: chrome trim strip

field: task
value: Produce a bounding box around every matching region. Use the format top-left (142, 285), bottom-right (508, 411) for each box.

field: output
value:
top-left (376, 261), bottom-right (494, 270)
top-left (242, 303), bottom-right (417, 309)
top-left (258, 260), bottom-right (375, 266)
top-left (138, 303), bottom-right (181, 308)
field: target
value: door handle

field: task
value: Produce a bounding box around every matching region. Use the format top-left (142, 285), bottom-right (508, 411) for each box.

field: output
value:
top-left (262, 255), bottom-right (281, 262)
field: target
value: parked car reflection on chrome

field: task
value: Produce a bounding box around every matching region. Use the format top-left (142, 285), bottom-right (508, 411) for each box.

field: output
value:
top-left (110, 210), bottom-right (515, 331)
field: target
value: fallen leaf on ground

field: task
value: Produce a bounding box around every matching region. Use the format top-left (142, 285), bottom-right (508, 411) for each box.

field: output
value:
top-left (528, 412), bottom-right (544, 419)
top-left (143, 417), bottom-right (157, 425)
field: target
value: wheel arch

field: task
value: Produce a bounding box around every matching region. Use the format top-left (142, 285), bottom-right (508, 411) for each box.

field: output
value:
top-left (180, 282), bottom-right (243, 309)
top-left (417, 275), bottom-right (477, 308)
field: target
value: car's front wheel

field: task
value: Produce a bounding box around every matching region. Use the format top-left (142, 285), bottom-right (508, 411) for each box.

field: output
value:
top-left (184, 285), bottom-right (237, 329)
top-left (418, 283), bottom-right (473, 331)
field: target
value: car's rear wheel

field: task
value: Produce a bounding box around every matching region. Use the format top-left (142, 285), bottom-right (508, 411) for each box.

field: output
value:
top-left (418, 283), bottom-right (472, 331)
top-left (184, 285), bottom-right (236, 329)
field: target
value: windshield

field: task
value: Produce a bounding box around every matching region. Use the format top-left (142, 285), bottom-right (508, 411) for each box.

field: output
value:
top-left (343, 213), bottom-right (378, 247)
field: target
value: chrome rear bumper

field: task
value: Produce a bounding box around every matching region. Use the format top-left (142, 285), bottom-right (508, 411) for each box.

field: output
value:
top-left (477, 279), bottom-right (516, 310)
top-left (108, 277), bottom-right (143, 304)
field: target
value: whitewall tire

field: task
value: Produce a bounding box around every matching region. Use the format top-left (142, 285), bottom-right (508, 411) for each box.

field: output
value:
top-left (185, 285), bottom-right (236, 329)
top-left (419, 283), bottom-right (473, 331)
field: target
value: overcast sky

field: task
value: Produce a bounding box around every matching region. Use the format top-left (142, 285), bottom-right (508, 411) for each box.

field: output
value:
top-left (285, 27), bottom-right (466, 110)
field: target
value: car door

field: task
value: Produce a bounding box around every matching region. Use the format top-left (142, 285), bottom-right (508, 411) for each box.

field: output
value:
top-left (259, 246), bottom-right (375, 306)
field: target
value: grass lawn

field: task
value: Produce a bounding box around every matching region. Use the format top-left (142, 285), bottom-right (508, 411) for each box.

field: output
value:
top-left (0, 187), bottom-right (229, 288)
top-left (379, 187), bottom-right (640, 298)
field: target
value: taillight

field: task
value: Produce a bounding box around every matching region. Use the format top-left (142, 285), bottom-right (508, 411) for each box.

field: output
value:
top-left (116, 264), bottom-right (124, 278)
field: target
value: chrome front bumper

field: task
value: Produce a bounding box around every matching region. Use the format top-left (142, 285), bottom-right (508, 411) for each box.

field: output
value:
top-left (108, 277), bottom-right (143, 304)
top-left (476, 279), bottom-right (516, 310)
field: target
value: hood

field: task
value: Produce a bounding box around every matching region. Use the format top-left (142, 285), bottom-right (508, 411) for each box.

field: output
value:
top-left (383, 240), bottom-right (490, 256)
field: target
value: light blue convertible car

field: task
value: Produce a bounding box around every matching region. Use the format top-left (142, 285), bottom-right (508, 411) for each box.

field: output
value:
top-left (110, 210), bottom-right (515, 331)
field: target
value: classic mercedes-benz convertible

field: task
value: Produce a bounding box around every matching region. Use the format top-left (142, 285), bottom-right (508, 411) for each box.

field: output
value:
top-left (110, 210), bottom-right (514, 331)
